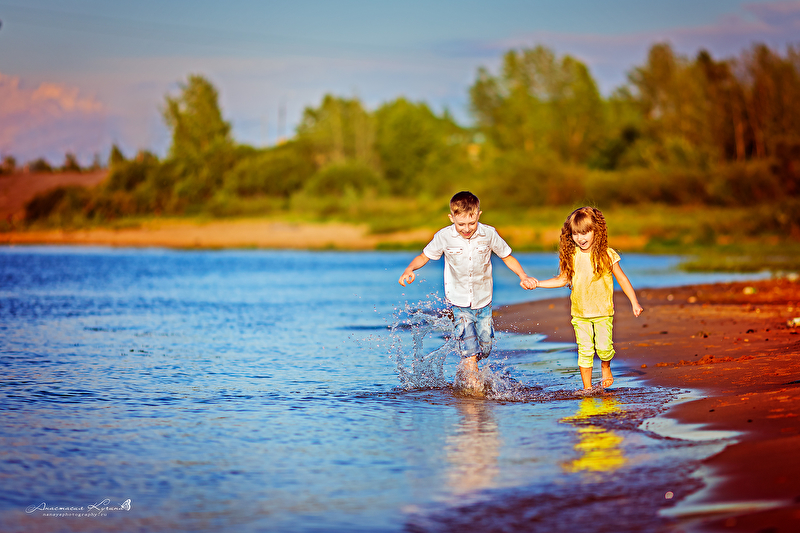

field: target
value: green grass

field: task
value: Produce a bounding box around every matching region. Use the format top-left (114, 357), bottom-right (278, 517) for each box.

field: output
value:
top-left (14, 196), bottom-right (800, 274)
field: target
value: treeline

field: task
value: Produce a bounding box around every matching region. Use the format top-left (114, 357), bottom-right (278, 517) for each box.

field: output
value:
top-left (0, 153), bottom-right (100, 175)
top-left (24, 42), bottom-right (800, 229)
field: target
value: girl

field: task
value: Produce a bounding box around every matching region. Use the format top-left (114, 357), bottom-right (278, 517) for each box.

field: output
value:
top-left (536, 207), bottom-right (643, 393)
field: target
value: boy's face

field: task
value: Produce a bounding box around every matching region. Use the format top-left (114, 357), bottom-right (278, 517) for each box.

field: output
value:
top-left (449, 210), bottom-right (482, 239)
top-left (572, 230), bottom-right (594, 252)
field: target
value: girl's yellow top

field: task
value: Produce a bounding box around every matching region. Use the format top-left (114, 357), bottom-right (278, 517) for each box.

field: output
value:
top-left (570, 248), bottom-right (621, 318)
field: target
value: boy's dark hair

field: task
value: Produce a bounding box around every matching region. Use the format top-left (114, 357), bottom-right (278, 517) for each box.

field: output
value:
top-left (450, 191), bottom-right (480, 216)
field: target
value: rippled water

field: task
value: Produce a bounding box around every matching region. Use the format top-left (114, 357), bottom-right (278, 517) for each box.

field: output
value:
top-left (0, 247), bottom-right (766, 532)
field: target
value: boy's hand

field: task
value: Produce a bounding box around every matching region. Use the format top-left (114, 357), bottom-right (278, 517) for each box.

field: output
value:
top-left (399, 271), bottom-right (416, 286)
top-left (520, 276), bottom-right (538, 290)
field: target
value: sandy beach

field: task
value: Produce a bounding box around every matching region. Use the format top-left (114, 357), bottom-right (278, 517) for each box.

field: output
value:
top-left (496, 277), bottom-right (800, 531)
top-left (0, 218), bottom-right (434, 250)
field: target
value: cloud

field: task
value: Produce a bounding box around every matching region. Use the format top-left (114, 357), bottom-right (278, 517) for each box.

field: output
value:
top-left (5, 1), bottom-right (799, 160)
top-left (455, 0), bottom-right (800, 93)
top-left (0, 73), bottom-right (108, 165)
top-left (743, 1), bottom-right (800, 31)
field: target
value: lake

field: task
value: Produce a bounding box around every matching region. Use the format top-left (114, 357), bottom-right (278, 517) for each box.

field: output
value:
top-left (0, 246), bottom-right (768, 532)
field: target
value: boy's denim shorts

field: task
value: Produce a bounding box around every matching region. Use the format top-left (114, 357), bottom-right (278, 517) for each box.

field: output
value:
top-left (451, 304), bottom-right (494, 360)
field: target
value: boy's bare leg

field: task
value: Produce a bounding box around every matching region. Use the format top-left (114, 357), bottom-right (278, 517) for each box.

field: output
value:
top-left (456, 355), bottom-right (481, 389)
top-left (600, 360), bottom-right (614, 388)
top-left (579, 366), bottom-right (593, 390)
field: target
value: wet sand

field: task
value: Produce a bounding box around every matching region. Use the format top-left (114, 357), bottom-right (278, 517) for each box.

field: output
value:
top-left (495, 277), bottom-right (800, 531)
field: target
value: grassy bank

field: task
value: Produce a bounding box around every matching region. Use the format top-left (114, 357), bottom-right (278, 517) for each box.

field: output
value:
top-left (9, 200), bottom-right (800, 274)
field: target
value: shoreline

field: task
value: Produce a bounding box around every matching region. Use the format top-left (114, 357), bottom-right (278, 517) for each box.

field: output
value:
top-left (0, 219), bottom-right (433, 250)
top-left (495, 278), bottom-right (800, 531)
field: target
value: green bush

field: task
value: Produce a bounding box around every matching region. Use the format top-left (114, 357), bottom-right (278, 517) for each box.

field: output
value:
top-left (706, 160), bottom-right (783, 206)
top-left (25, 186), bottom-right (91, 223)
top-left (584, 168), bottom-right (710, 206)
top-left (745, 198), bottom-right (800, 236)
top-left (483, 154), bottom-right (586, 208)
top-left (223, 142), bottom-right (315, 197)
top-left (106, 152), bottom-right (159, 192)
top-left (302, 161), bottom-right (387, 197)
top-left (27, 158), bottom-right (53, 173)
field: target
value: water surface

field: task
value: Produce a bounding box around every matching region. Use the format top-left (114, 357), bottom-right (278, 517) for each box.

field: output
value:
top-left (0, 247), bottom-right (767, 532)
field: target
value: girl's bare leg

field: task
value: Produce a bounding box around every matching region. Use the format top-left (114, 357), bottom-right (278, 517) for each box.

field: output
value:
top-left (579, 366), bottom-right (593, 390)
top-left (601, 360), bottom-right (614, 388)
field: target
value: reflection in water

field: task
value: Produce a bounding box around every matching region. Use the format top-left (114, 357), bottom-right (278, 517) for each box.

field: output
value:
top-left (444, 400), bottom-right (500, 496)
top-left (560, 397), bottom-right (627, 474)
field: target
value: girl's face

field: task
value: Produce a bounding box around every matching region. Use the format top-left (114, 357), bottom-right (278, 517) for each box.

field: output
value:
top-left (572, 230), bottom-right (594, 252)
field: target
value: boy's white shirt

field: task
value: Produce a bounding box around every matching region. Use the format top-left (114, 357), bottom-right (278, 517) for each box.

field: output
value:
top-left (422, 222), bottom-right (512, 309)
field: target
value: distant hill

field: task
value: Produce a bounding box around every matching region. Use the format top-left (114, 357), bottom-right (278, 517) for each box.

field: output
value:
top-left (0, 170), bottom-right (107, 222)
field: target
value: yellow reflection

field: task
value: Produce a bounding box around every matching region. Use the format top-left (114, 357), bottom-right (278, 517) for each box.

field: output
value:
top-left (444, 400), bottom-right (500, 495)
top-left (560, 397), bottom-right (626, 474)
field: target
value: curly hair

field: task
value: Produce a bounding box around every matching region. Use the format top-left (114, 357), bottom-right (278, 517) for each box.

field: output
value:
top-left (558, 207), bottom-right (611, 286)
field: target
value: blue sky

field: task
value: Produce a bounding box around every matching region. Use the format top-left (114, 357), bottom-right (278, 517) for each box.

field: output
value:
top-left (1, 0), bottom-right (799, 165)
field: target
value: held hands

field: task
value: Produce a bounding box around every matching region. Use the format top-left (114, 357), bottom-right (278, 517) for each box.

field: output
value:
top-left (398, 271), bottom-right (416, 287)
top-left (520, 276), bottom-right (538, 290)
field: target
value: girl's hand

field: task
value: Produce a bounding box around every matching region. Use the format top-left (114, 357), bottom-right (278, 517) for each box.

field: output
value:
top-left (632, 303), bottom-right (644, 317)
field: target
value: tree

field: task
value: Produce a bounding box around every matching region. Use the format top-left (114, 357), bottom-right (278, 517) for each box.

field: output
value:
top-left (296, 95), bottom-right (376, 169)
top-left (28, 158), bottom-right (53, 173)
top-left (162, 74), bottom-right (236, 205)
top-left (627, 43), bottom-right (716, 167)
top-left (736, 43), bottom-right (800, 159)
top-left (1, 155), bottom-right (16, 174)
top-left (696, 50), bottom-right (747, 162)
top-left (588, 87), bottom-right (643, 170)
top-left (374, 98), bottom-right (462, 195)
top-left (223, 141), bottom-right (315, 198)
top-left (469, 46), bottom-right (605, 164)
top-left (163, 74), bottom-right (233, 162)
top-left (62, 152), bottom-right (82, 173)
top-left (108, 144), bottom-right (126, 169)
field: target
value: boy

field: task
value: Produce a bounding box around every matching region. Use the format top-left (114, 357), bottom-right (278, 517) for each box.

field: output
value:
top-left (398, 191), bottom-right (537, 390)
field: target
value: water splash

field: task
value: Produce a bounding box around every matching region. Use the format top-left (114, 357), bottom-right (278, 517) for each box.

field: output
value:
top-left (386, 296), bottom-right (564, 402)
top-left (389, 296), bottom-right (454, 390)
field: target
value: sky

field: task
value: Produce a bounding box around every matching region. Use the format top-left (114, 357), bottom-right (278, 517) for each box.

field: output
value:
top-left (1, 0), bottom-right (799, 166)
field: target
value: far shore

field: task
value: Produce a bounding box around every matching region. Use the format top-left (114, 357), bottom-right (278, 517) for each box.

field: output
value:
top-left (0, 218), bottom-right (436, 250)
top-left (495, 278), bottom-right (800, 531)
top-left (0, 171), bottom-right (435, 250)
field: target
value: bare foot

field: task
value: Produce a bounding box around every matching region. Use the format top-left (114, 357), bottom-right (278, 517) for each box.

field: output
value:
top-left (601, 360), bottom-right (614, 388)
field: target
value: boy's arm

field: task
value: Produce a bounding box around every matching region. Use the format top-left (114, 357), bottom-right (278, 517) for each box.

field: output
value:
top-left (501, 254), bottom-right (538, 290)
top-left (399, 253), bottom-right (430, 286)
top-left (536, 273), bottom-right (569, 289)
top-left (612, 262), bottom-right (644, 317)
